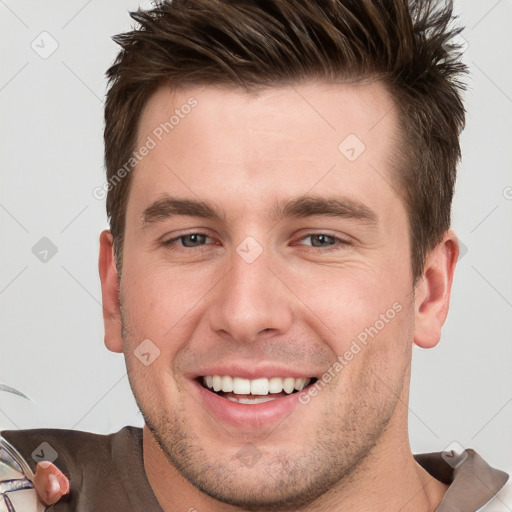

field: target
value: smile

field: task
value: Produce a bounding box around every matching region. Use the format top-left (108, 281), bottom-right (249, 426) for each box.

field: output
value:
top-left (190, 365), bottom-right (322, 427)
top-left (198, 375), bottom-right (317, 418)
top-left (199, 375), bottom-right (317, 405)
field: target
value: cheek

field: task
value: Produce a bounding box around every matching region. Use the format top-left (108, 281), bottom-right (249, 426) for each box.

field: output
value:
top-left (346, 299), bottom-right (414, 391)
top-left (295, 264), bottom-right (411, 350)
top-left (297, 268), bottom-right (414, 406)
top-left (118, 256), bottom-right (220, 395)
top-left (119, 254), bottom-right (213, 341)
top-left (323, 301), bottom-right (414, 415)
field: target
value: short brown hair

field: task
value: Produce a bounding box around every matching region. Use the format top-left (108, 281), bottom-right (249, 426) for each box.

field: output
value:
top-left (104, 0), bottom-right (467, 280)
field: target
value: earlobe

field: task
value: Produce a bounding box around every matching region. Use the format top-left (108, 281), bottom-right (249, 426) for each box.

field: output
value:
top-left (413, 230), bottom-right (459, 349)
top-left (98, 230), bottom-right (123, 353)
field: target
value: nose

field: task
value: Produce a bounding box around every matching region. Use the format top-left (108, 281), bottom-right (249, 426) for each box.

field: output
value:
top-left (207, 246), bottom-right (294, 343)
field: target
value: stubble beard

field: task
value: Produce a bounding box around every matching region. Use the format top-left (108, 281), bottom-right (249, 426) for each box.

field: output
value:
top-left (121, 318), bottom-right (404, 511)
top-left (140, 397), bottom-right (398, 512)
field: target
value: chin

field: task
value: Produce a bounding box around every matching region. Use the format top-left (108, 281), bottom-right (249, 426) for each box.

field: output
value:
top-left (169, 456), bottom-right (340, 512)
top-left (143, 406), bottom-right (371, 512)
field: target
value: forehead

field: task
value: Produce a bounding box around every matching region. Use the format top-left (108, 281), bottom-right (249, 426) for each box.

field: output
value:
top-left (130, 81), bottom-right (402, 221)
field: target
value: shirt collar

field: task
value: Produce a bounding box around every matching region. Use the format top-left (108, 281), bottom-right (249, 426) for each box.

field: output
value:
top-left (414, 449), bottom-right (509, 511)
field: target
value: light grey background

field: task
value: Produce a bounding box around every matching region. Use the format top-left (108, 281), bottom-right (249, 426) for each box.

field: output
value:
top-left (1, 0), bottom-right (511, 473)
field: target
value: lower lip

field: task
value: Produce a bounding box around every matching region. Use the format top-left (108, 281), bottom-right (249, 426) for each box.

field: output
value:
top-left (192, 379), bottom-right (304, 428)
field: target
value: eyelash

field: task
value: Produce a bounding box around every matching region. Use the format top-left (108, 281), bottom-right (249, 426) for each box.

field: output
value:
top-left (163, 232), bottom-right (216, 249)
top-left (292, 233), bottom-right (351, 250)
top-left (162, 232), bottom-right (351, 250)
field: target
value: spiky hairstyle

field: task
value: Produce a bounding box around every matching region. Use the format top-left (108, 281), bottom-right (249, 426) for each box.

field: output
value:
top-left (104, 0), bottom-right (467, 279)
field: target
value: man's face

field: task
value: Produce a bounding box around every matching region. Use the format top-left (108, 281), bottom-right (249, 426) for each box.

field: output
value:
top-left (115, 81), bottom-right (417, 508)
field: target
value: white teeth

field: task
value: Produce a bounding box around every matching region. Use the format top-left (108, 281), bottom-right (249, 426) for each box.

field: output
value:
top-left (283, 377), bottom-right (295, 394)
top-left (221, 376), bottom-right (233, 392)
top-left (203, 375), bottom-right (313, 396)
top-left (233, 377), bottom-right (251, 394)
top-left (268, 377), bottom-right (283, 394)
top-left (250, 378), bottom-right (269, 395)
top-left (227, 396), bottom-right (276, 404)
top-left (294, 378), bottom-right (307, 391)
top-left (212, 375), bottom-right (222, 392)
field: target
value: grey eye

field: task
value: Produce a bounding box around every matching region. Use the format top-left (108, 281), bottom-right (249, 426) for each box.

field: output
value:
top-left (179, 234), bottom-right (208, 247)
top-left (306, 234), bottom-right (337, 247)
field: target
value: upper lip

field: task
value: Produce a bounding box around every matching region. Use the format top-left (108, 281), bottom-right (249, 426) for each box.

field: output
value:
top-left (188, 363), bottom-right (320, 380)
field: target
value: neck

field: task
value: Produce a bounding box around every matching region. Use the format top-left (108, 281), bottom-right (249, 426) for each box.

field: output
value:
top-left (143, 400), bottom-right (448, 512)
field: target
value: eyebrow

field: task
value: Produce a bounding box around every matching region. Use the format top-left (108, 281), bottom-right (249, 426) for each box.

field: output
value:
top-left (142, 197), bottom-right (223, 225)
top-left (141, 195), bottom-right (377, 226)
top-left (270, 196), bottom-right (378, 225)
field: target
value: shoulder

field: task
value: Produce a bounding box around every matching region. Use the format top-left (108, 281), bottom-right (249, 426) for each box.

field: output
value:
top-left (478, 475), bottom-right (512, 511)
top-left (1, 426), bottom-right (150, 512)
top-left (1, 426), bottom-right (143, 473)
top-left (415, 449), bottom-right (510, 512)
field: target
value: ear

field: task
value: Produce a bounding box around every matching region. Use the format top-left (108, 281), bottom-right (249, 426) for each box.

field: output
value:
top-left (413, 230), bottom-right (459, 349)
top-left (98, 230), bottom-right (123, 353)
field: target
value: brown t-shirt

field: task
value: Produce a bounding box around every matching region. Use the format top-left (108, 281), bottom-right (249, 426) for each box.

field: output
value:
top-left (1, 427), bottom-right (509, 511)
